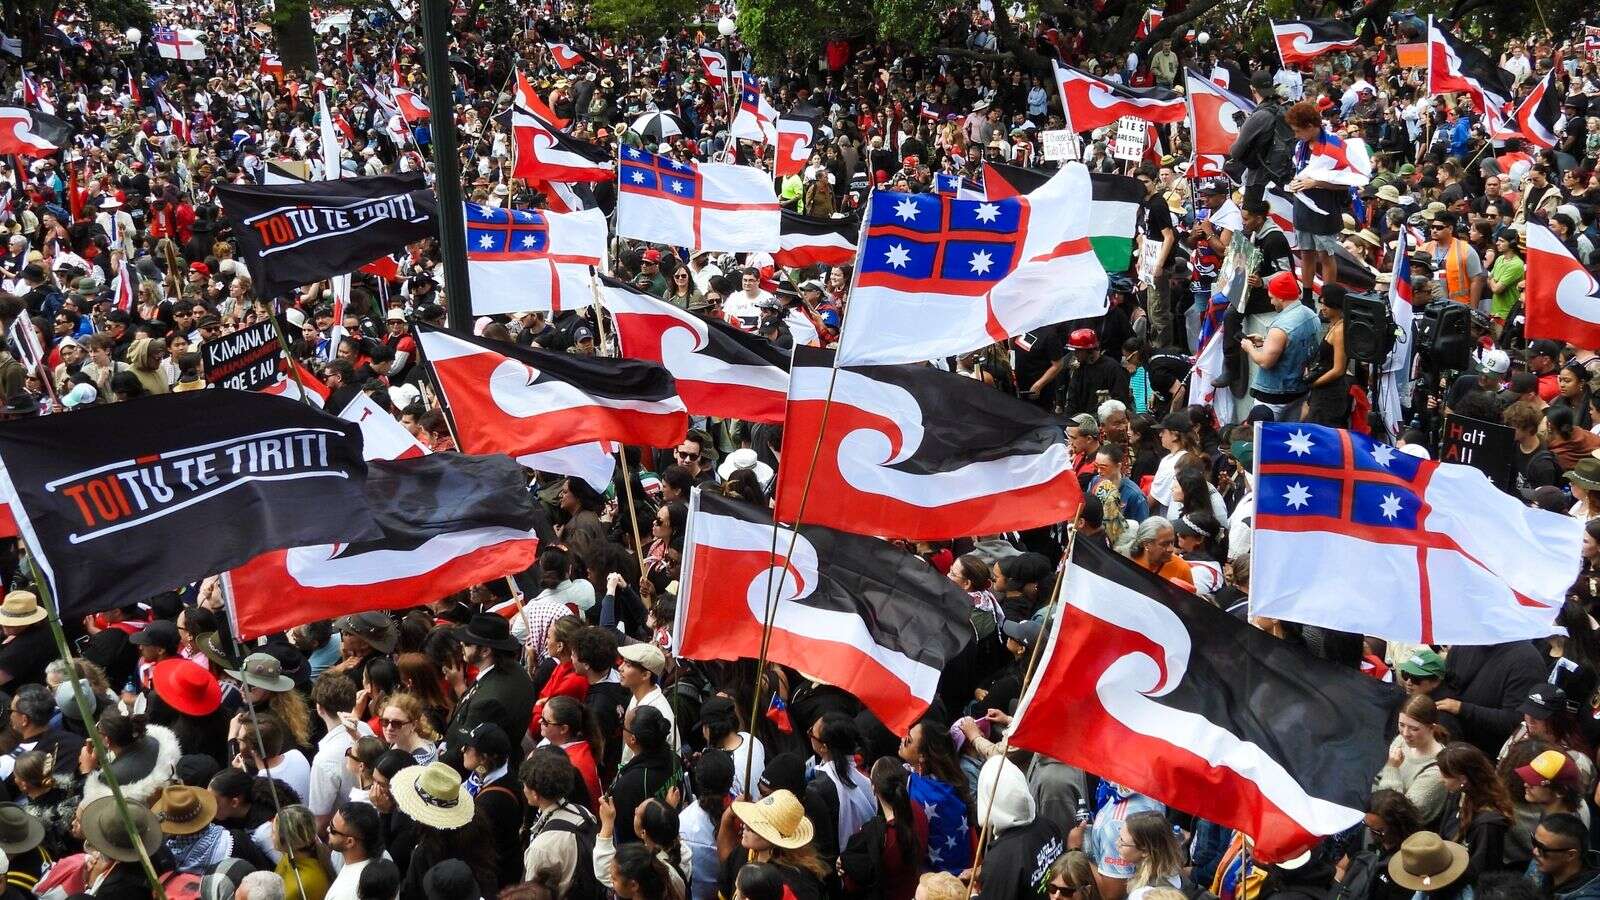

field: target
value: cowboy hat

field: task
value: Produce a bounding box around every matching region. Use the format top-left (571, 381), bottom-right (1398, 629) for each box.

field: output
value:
top-left (0, 591), bottom-right (45, 627)
top-left (0, 803), bottom-right (44, 854)
top-left (151, 784), bottom-right (218, 835)
top-left (391, 761), bottom-right (476, 829)
top-left (334, 611), bottom-right (398, 654)
top-left (1388, 832), bottom-right (1469, 892)
top-left (224, 652), bottom-right (295, 693)
top-left (81, 796), bottom-right (163, 863)
top-left (1568, 457), bottom-right (1600, 491)
top-left (731, 789), bottom-right (814, 849)
top-left (152, 658), bottom-right (222, 716)
top-left (453, 614), bottom-right (520, 653)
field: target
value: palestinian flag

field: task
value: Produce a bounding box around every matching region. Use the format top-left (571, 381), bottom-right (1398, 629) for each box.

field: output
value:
top-left (984, 162), bottom-right (1140, 274)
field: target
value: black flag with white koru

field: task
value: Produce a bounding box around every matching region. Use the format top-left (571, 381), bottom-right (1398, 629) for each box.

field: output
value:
top-left (216, 172), bottom-right (440, 301)
top-left (0, 390), bottom-right (380, 619)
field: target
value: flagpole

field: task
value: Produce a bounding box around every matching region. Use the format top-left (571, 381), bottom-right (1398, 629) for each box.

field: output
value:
top-left (964, 526), bottom-right (1077, 898)
top-left (738, 200), bottom-right (873, 797)
top-left (19, 549), bottom-right (166, 900)
top-left (586, 269), bottom-right (648, 560)
top-left (418, 0), bottom-right (473, 329)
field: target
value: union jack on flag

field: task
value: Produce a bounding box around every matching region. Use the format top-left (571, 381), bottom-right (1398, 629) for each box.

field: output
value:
top-left (1251, 423), bottom-right (1580, 645)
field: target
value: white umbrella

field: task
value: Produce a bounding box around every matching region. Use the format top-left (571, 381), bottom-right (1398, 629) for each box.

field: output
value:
top-left (630, 110), bottom-right (686, 142)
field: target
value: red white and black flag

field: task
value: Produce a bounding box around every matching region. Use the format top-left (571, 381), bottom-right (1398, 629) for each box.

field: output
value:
top-left (227, 453), bottom-right (548, 640)
top-left (775, 211), bottom-right (857, 269)
top-left (1052, 62), bottom-right (1185, 133)
top-left (1270, 19), bottom-right (1360, 64)
top-left (508, 106), bottom-right (613, 183)
top-left (1009, 538), bottom-right (1395, 863)
top-left (416, 324), bottom-right (688, 458)
top-left (675, 489), bottom-right (973, 734)
top-left (1491, 69), bottom-right (1560, 149)
top-left (773, 347), bottom-right (1081, 541)
top-left (0, 391), bottom-right (379, 619)
top-left (599, 275), bottom-right (789, 424)
top-left (774, 114), bottom-right (818, 179)
top-left (1427, 18), bottom-right (1513, 117)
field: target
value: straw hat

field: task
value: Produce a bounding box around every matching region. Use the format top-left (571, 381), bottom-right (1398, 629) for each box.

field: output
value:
top-left (1388, 832), bottom-right (1469, 892)
top-left (391, 762), bottom-right (476, 829)
top-left (151, 784), bottom-right (218, 835)
top-left (0, 591), bottom-right (46, 627)
top-left (81, 797), bottom-right (163, 863)
top-left (731, 789), bottom-right (814, 849)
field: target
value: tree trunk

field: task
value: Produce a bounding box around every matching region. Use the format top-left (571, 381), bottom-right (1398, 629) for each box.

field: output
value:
top-left (274, 0), bottom-right (317, 75)
top-left (1131, 0), bottom-right (1227, 57)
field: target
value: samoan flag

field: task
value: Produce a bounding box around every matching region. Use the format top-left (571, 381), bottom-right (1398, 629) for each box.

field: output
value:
top-left (909, 771), bottom-right (971, 874)
top-left (1251, 423), bottom-right (1581, 645)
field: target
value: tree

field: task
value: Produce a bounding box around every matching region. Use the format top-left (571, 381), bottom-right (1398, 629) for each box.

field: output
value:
top-left (4, 0), bottom-right (151, 60)
top-left (735, 0), bottom-right (939, 70)
top-left (590, 0), bottom-right (699, 35)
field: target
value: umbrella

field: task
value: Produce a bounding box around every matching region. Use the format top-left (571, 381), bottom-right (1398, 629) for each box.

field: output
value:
top-left (631, 110), bottom-right (686, 142)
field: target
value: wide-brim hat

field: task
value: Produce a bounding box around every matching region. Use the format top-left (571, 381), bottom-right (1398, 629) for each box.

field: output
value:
top-left (224, 652), bottom-right (295, 693)
top-left (334, 611), bottom-right (399, 654)
top-left (193, 631), bottom-right (240, 672)
top-left (1568, 457), bottom-right (1600, 491)
top-left (1388, 832), bottom-right (1469, 892)
top-left (453, 614), bottom-right (520, 653)
top-left (81, 796), bottom-right (163, 863)
top-left (151, 784), bottom-right (218, 835)
top-left (392, 761), bottom-right (476, 829)
top-left (0, 803), bottom-right (44, 854)
top-left (732, 789), bottom-right (814, 849)
top-left (152, 658), bottom-right (222, 716)
top-left (717, 448), bottom-right (775, 486)
top-left (0, 591), bottom-right (46, 627)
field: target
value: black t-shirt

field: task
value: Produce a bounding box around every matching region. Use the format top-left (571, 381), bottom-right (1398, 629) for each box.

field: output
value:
top-left (0, 625), bottom-right (55, 687)
top-left (1142, 195), bottom-right (1174, 244)
top-left (1012, 326), bottom-right (1066, 394)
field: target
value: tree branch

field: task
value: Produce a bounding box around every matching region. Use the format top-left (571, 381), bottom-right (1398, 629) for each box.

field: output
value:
top-left (1132, 0), bottom-right (1225, 56)
top-left (932, 46), bottom-right (1016, 62)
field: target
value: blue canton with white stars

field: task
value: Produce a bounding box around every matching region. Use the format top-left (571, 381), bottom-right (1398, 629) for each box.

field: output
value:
top-left (1256, 423), bottom-right (1426, 531)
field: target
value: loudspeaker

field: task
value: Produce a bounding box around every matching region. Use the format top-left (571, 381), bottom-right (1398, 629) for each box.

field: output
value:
top-left (1414, 300), bottom-right (1474, 371)
top-left (1343, 291), bottom-right (1392, 365)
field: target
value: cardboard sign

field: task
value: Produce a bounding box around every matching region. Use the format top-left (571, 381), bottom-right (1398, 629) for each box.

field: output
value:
top-left (202, 319), bottom-right (283, 391)
top-left (1439, 413), bottom-right (1514, 491)
top-left (1042, 129), bottom-right (1079, 161)
top-left (1112, 116), bottom-right (1146, 162)
top-left (1395, 42), bottom-right (1427, 69)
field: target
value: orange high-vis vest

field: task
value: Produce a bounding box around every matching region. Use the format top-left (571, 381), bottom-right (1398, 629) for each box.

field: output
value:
top-left (1442, 238), bottom-right (1471, 305)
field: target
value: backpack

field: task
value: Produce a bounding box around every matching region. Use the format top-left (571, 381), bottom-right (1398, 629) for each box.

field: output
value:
top-left (539, 811), bottom-right (606, 900)
top-left (1329, 850), bottom-right (1382, 900)
top-left (1256, 105), bottom-right (1297, 187)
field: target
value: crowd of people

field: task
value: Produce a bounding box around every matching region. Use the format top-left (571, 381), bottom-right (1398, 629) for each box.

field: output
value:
top-left (3, 2), bottom-right (1600, 900)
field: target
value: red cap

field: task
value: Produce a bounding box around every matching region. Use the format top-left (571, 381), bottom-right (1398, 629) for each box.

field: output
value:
top-left (641, 248), bottom-right (662, 263)
top-left (1067, 328), bottom-right (1099, 350)
top-left (189, 261), bottom-right (210, 276)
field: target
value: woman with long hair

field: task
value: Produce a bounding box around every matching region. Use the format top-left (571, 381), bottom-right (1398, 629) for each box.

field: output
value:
top-left (1377, 694), bottom-right (1450, 825)
top-left (612, 842), bottom-right (684, 900)
top-left (719, 789), bottom-right (829, 900)
top-left (354, 657), bottom-right (400, 735)
top-left (1437, 742), bottom-right (1516, 873)
top-left (645, 502), bottom-right (688, 579)
top-left (699, 695), bottom-right (764, 799)
top-left (272, 804), bottom-right (334, 900)
top-left (662, 266), bottom-right (705, 310)
top-left (531, 615), bottom-right (589, 729)
top-left (681, 751), bottom-right (734, 900)
top-left (1047, 852), bottom-right (1103, 900)
top-left (598, 796), bottom-right (691, 897)
top-left (1569, 520), bottom-right (1600, 611)
top-left (1172, 511), bottom-right (1225, 598)
top-left (1552, 362), bottom-right (1594, 430)
top-left (1166, 460), bottom-right (1228, 525)
top-left (539, 694), bottom-right (603, 806)
top-left (1118, 811), bottom-right (1192, 899)
top-left (899, 718), bottom-right (975, 874)
top-left (839, 758), bottom-right (928, 900)
top-left (393, 652), bottom-right (453, 735)
top-left (1149, 412), bottom-right (1204, 511)
top-left (1348, 789), bottom-right (1424, 900)
top-left (1544, 406), bottom-right (1600, 472)
top-left (804, 713), bottom-right (875, 858)
top-left (377, 693), bottom-right (440, 765)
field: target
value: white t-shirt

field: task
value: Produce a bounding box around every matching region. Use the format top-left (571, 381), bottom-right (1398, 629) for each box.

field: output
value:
top-left (621, 687), bottom-right (679, 764)
top-left (309, 721), bottom-right (376, 817)
top-left (264, 749), bottom-right (313, 804)
top-left (726, 733), bottom-right (766, 799)
top-left (325, 859), bottom-right (369, 900)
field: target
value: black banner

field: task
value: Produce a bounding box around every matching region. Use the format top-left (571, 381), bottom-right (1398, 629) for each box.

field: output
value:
top-left (1440, 413), bottom-right (1515, 491)
top-left (201, 320), bottom-right (282, 390)
top-left (0, 390), bottom-right (381, 619)
top-left (216, 172), bottom-right (440, 300)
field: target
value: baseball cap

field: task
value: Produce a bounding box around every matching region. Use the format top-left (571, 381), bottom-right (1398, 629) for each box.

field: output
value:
top-left (1516, 749), bottom-right (1582, 790)
top-left (1518, 685), bottom-right (1567, 721)
top-left (129, 620), bottom-right (180, 654)
top-left (1528, 340), bottom-right (1562, 360)
top-left (1473, 348), bottom-right (1510, 376)
top-left (1001, 618), bottom-right (1042, 648)
top-left (188, 262), bottom-right (210, 276)
top-left (1396, 648), bottom-right (1445, 679)
top-left (572, 325), bottom-right (596, 343)
top-left (641, 248), bottom-right (662, 263)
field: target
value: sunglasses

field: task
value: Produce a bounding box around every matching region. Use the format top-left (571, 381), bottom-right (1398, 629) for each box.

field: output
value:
top-left (1047, 886), bottom-right (1079, 898)
top-left (1533, 838), bottom-right (1579, 856)
top-left (379, 717), bottom-right (411, 729)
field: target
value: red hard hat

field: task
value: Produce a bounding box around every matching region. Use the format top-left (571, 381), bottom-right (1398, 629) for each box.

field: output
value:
top-left (1067, 328), bottom-right (1099, 350)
